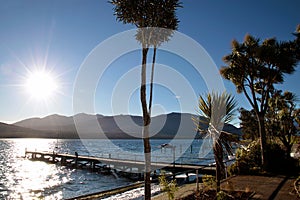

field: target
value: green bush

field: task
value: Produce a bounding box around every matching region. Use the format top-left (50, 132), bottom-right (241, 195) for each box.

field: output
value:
top-left (202, 175), bottom-right (216, 191)
top-left (228, 140), bottom-right (299, 175)
top-left (158, 173), bottom-right (178, 200)
top-left (228, 140), bottom-right (261, 175)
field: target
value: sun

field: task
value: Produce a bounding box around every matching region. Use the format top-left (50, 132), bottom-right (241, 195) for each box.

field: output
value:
top-left (24, 70), bottom-right (59, 100)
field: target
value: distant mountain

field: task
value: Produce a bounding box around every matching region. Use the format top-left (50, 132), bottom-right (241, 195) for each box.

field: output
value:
top-left (0, 122), bottom-right (53, 138)
top-left (15, 114), bottom-right (75, 131)
top-left (9, 112), bottom-right (241, 139)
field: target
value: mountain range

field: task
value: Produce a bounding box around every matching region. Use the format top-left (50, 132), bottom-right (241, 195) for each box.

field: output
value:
top-left (0, 112), bottom-right (241, 139)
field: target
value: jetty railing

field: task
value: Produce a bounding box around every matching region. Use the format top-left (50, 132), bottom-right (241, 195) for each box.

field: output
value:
top-left (24, 149), bottom-right (235, 183)
top-left (25, 150), bottom-right (219, 170)
top-left (52, 151), bottom-right (214, 165)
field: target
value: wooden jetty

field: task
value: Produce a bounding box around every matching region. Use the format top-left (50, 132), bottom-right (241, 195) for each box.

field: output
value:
top-left (25, 150), bottom-right (218, 180)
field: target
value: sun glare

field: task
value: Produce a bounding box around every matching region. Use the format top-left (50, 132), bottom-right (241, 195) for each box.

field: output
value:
top-left (25, 70), bottom-right (59, 100)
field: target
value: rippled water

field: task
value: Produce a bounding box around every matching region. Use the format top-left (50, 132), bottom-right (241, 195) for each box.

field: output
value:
top-left (0, 138), bottom-right (213, 199)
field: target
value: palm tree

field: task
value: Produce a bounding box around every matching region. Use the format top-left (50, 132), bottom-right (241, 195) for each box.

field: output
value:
top-left (220, 35), bottom-right (298, 169)
top-left (134, 1), bottom-right (181, 116)
top-left (195, 92), bottom-right (237, 192)
top-left (110, 1), bottom-right (181, 199)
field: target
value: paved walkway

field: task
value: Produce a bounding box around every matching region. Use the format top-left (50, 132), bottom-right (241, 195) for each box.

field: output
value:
top-left (153, 175), bottom-right (299, 200)
top-left (273, 177), bottom-right (299, 200)
top-left (223, 175), bottom-right (298, 200)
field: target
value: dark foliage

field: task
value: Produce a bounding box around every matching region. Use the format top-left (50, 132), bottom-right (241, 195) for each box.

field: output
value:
top-left (239, 108), bottom-right (259, 140)
top-left (228, 140), bottom-right (299, 175)
top-left (221, 33), bottom-right (299, 169)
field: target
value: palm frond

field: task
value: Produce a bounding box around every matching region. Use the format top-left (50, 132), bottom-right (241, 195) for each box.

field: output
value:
top-left (195, 91), bottom-right (238, 154)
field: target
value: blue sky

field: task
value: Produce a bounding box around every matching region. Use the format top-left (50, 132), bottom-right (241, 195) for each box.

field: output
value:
top-left (0, 0), bottom-right (299, 124)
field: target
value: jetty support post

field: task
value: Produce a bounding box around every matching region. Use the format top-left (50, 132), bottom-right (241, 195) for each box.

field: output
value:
top-left (92, 161), bottom-right (96, 172)
top-left (75, 152), bottom-right (78, 169)
top-left (61, 156), bottom-right (66, 166)
top-left (51, 151), bottom-right (56, 162)
top-left (196, 169), bottom-right (199, 191)
top-left (172, 146), bottom-right (176, 180)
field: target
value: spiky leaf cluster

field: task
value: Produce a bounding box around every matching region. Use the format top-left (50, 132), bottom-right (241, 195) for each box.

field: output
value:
top-left (221, 35), bottom-right (297, 94)
top-left (221, 34), bottom-right (298, 117)
top-left (110, 0), bottom-right (181, 47)
top-left (197, 92), bottom-right (237, 129)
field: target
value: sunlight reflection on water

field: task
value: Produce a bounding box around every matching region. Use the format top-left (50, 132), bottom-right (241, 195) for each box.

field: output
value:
top-left (0, 139), bottom-right (67, 199)
top-left (0, 139), bottom-right (136, 199)
top-left (0, 138), bottom-right (211, 199)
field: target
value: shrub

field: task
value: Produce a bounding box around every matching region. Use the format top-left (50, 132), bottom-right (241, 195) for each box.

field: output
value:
top-left (158, 173), bottom-right (178, 200)
top-left (202, 175), bottom-right (216, 191)
top-left (228, 140), bottom-right (261, 175)
top-left (228, 140), bottom-right (299, 175)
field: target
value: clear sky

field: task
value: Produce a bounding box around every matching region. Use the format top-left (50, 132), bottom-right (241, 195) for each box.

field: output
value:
top-left (0, 0), bottom-right (299, 125)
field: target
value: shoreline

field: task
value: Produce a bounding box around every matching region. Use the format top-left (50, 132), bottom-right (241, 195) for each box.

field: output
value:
top-left (65, 182), bottom-right (162, 200)
top-left (65, 182), bottom-right (144, 200)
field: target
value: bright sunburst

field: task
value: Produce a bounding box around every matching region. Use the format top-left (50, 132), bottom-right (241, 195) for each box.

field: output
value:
top-left (24, 70), bottom-right (59, 101)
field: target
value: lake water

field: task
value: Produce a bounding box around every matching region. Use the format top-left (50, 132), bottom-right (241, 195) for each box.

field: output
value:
top-left (0, 138), bottom-right (214, 199)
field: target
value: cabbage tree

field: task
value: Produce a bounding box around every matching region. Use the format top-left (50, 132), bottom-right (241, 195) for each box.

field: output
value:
top-left (195, 92), bottom-right (237, 192)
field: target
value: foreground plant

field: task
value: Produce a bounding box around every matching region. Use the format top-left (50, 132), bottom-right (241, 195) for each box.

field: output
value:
top-left (202, 175), bottom-right (217, 191)
top-left (158, 173), bottom-right (178, 200)
top-left (195, 92), bottom-right (238, 192)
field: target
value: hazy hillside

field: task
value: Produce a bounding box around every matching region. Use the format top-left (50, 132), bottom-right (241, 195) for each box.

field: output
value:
top-left (0, 122), bottom-right (52, 138)
top-left (9, 112), bottom-right (241, 139)
top-left (15, 114), bottom-right (77, 131)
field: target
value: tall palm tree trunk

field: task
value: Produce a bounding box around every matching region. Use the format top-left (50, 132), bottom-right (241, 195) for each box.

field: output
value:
top-left (213, 139), bottom-right (224, 192)
top-left (141, 47), bottom-right (152, 200)
top-left (257, 113), bottom-right (267, 169)
top-left (143, 128), bottom-right (151, 200)
top-left (143, 45), bottom-right (157, 200)
top-left (148, 46), bottom-right (157, 116)
top-left (143, 43), bottom-right (157, 200)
